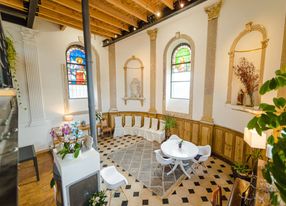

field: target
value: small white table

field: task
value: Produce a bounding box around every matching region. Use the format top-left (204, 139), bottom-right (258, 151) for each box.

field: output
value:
top-left (161, 139), bottom-right (199, 178)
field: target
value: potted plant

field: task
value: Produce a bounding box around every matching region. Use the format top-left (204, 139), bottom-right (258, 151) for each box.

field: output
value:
top-left (231, 162), bottom-right (252, 181)
top-left (50, 121), bottom-right (84, 159)
top-left (89, 190), bottom-right (107, 206)
top-left (178, 139), bottom-right (184, 149)
top-left (165, 116), bottom-right (176, 138)
top-left (247, 68), bottom-right (286, 205)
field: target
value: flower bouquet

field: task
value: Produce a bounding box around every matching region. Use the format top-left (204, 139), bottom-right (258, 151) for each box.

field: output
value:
top-left (50, 121), bottom-right (84, 159)
top-left (89, 191), bottom-right (107, 206)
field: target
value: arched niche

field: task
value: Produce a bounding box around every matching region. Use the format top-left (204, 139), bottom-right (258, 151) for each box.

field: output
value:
top-left (226, 22), bottom-right (269, 107)
top-left (122, 56), bottom-right (144, 106)
top-left (162, 32), bottom-right (195, 119)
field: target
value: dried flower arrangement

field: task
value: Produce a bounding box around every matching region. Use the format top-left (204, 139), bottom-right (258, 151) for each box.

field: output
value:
top-left (233, 57), bottom-right (259, 107)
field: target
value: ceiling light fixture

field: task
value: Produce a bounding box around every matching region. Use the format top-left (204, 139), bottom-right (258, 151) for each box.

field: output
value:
top-left (114, 34), bottom-right (118, 38)
top-left (180, 2), bottom-right (185, 8)
top-left (156, 11), bottom-right (161, 17)
top-left (133, 27), bottom-right (137, 31)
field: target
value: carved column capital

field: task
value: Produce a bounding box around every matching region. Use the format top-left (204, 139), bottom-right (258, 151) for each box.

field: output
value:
top-left (204, 0), bottom-right (223, 21)
top-left (21, 27), bottom-right (39, 42)
top-left (147, 28), bottom-right (158, 41)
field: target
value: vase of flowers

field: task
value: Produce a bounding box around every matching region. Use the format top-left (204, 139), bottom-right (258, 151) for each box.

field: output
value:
top-left (50, 121), bottom-right (84, 160)
top-left (178, 140), bottom-right (184, 149)
top-left (233, 57), bottom-right (259, 107)
top-left (89, 191), bottom-right (107, 206)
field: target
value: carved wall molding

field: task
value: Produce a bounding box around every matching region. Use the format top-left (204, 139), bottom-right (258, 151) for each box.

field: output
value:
top-left (108, 44), bottom-right (118, 111)
top-left (147, 28), bottom-right (158, 113)
top-left (21, 27), bottom-right (46, 126)
top-left (204, 0), bottom-right (223, 21)
top-left (162, 33), bottom-right (195, 119)
top-left (226, 22), bottom-right (269, 105)
top-left (123, 56), bottom-right (144, 106)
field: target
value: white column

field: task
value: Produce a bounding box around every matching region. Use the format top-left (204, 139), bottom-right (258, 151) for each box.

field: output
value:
top-left (21, 27), bottom-right (45, 126)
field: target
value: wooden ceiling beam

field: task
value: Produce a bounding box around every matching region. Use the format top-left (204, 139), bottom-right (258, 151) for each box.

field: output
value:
top-left (39, 4), bottom-right (121, 34)
top-left (38, 10), bottom-right (114, 38)
top-left (26, 0), bottom-right (38, 28)
top-left (0, 0), bottom-right (24, 11)
top-left (104, 0), bottom-right (147, 22)
top-left (46, 0), bottom-right (129, 31)
top-left (130, 0), bottom-right (158, 14)
top-left (90, 0), bottom-right (138, 27)
top-left (159, 0), bottom-right (174, 9)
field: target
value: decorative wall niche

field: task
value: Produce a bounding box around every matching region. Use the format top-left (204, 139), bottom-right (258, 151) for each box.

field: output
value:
top-left (226, 22), bottom-right (269, 108)
top-left (123, 56), bottom-right (144, 106)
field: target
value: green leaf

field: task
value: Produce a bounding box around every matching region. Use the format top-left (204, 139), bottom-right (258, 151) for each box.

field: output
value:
top-left (50, 178), bottom-right (55, 188)
top-left (273, 97), bottom-right (286, 108)
top-left (262, 166), bottom-right (272, 184)
top-left (247, 117), bottom-right (258, 129)
top-left (259, 80), bottom-right (270, 95)
top-left (267, 135), bottom-right (275, 145)
top-left (74, 148), bottom-right (80, 158)
top-left (259, 103), bottom-right (276, 112)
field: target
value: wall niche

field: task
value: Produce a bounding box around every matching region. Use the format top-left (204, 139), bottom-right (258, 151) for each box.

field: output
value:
top-left (122, 56), bottom-right (144, 106)
top-left (226, 22), bottom-right (269, 108)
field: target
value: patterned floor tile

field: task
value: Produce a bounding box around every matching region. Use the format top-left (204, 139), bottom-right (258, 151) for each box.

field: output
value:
top-left (98, 136), bottom-right (233, 206)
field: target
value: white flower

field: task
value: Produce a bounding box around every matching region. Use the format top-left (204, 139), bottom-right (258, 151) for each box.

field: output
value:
top-left (95, 196), bottom-right (100, 202)
top-left (92, 202), bottom-right (95, 206)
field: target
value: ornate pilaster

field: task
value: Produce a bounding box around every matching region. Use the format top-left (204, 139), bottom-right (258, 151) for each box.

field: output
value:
top-left (278, 15), bottom-right (286, 97)
top-left (21, 27), bottom-right (46, 126)
top-left (108, 44), bottom-right (118, 111)
top-left (204, 0), bottom-right (222, 21)
top-left (201, 1), bottom-right (223, 123)
top-left (147, 28), bottom-right (158, 113)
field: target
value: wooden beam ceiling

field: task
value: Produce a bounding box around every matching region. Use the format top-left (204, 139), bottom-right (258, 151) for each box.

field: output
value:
top-left (89, 0), bottom-right (138, 27)
top-left (47, 0), bottom-right (129, 31)
top-left (38, 8), bottom-right (115, 38)
top-left (104, 0), bottom-right (147, 22)
top-left (130, 0), bottom-right (158, 15)
top-left (39, 2), bottom-right (121, 34)
top-left (38, 13), bottom-right (113, 38)
top-left (0, 0), bottom-right (23, 11)
top-left (160, 0), bottom-right (174, 9)
top-left (26, 0), bottom-right (38, 28)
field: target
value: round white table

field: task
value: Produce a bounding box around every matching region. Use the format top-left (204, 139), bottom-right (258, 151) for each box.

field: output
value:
top-left (161, 139), bottom-right (199, 178)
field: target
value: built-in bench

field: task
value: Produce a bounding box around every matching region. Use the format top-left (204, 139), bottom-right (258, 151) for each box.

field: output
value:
top-left (113, 115), bottom-right (165, 143)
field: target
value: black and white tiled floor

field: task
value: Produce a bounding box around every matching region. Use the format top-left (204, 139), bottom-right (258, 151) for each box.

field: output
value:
top-left (98, 136), bottom-right (233, 206)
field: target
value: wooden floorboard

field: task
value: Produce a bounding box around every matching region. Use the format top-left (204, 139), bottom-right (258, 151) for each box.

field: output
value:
top-left (18, 152), bottom-right (55, 206)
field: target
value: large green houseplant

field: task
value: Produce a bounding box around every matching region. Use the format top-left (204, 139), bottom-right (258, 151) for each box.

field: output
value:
top-left (164, 116), bottom-right (176, 138)
top-left (247, 69), bottom-right (286, 205)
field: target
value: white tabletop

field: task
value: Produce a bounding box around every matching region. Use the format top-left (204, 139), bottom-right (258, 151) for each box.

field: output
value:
top-left (161, 139), bottom-right (199, 160)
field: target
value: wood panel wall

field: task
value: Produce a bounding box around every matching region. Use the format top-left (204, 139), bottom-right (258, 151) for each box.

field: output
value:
top-left (102, 111), bottom-right (258, 165)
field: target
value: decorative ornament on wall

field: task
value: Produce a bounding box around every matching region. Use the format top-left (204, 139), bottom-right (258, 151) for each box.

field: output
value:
top-left (123, 56), bottom-right (144, 106)
top-left (233, 57), bottom-right (259, 107)
top-left (226, 22), bottom-right (269, 108)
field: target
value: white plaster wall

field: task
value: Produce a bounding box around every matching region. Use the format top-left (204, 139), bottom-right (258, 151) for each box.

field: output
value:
top-left (115, 31), bottom-right (150, 111)
top-left (3, 18), bottom-right (109, 151)
top-left (2, 0), bottom-right (286, 150)
top-left (213, 0), bottom-right (286, 132)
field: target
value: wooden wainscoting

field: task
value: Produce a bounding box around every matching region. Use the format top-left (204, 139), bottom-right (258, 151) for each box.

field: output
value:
top-left (103, 111), bottom-right (262, 165)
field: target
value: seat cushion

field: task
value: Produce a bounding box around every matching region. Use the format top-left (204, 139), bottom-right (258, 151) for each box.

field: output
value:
top-left (101, 166), bottom-right (128, 190)
top-left (19, 145), bottom-right (36, 163)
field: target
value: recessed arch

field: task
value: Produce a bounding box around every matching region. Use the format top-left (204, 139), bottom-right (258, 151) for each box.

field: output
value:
top-left (162, 32), bottom-right (195, 119)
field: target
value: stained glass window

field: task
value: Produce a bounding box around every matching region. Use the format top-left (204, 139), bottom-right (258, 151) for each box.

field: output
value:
top-left (66, 45), bottom-right (87, 99)
top-left (170, 43), bottom-right (191, 99)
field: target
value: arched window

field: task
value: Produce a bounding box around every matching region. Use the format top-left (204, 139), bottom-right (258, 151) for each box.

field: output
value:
top-left (170, 43), bottom-right (191, 99)
top-left (66, 45), bottom-right (87, 99)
